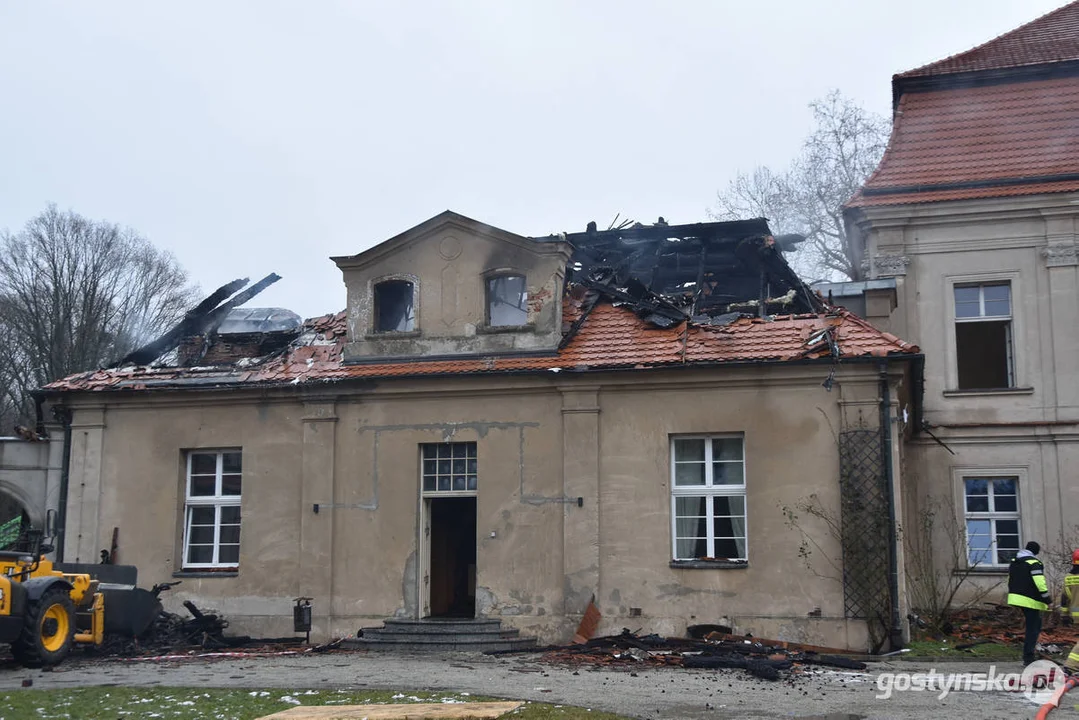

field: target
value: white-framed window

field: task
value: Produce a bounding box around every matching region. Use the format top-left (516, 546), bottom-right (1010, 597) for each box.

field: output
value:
top-left (954, 282), bottom-right (1014, 389)
top-left (183, 450), bottom-right (242, 569)
top-left (421, 442), bottom-right (477, 494)
top-left (670, 435), bottom-right (746, 561)
top-left (373, 279), bottom-right (416, 332)
top-left (486, 274), bottom-right (528, 327)
top-left (964, 476), bottom-right (1020, 567)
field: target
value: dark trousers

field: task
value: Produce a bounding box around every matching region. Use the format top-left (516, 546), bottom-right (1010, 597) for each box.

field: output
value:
top-left (1023, 607), bottom-right (1043, 663)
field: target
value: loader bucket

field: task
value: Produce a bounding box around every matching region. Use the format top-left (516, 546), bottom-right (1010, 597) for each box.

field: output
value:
top-left (98, 585), bottom-right (162, 638)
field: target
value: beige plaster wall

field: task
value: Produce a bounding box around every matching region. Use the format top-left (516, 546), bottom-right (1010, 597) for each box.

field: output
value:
top-left (61, 362), bottom-right (898, 649)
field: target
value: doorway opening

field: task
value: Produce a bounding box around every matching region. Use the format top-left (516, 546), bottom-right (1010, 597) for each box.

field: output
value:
top-left (427, 497), bottom-right (476, 618)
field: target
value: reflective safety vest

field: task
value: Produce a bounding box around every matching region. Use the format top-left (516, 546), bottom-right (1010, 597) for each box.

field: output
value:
top-left (1007, 555), bottom-right (1050, 611)
top-left (1061, 572), bottom-right (1079, 620)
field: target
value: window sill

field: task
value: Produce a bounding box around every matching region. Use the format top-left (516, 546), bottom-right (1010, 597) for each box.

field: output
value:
top-left (476, 323), bottom-right (535, 335)
top-left (173, 570), bottom-right (239, 578)
top-left (943, 387), bottom-right (1034, 397)
top-left (365, 330), bottom-right (421, 339)
top-left (953, 567), bottom-right (1008, 576)
top-left (670, 560), bottom-right (748, 570)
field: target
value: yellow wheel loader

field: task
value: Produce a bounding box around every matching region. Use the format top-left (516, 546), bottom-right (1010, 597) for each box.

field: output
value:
top-left (0, 521), bottom-right (104, 667)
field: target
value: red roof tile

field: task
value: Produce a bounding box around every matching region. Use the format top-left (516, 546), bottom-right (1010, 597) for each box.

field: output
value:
top-left (43, 301), bottom-right (918, 394)
top-left (849, 77), bottom-right (1079, 207)
top-left (899, 1), bottom-right (1079, 78)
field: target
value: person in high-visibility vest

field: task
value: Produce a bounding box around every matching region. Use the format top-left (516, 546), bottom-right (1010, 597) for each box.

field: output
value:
top-left (1007, 540), bottom-right (1051, 666)
top-left (1059, 549), bottom-right (1079, 670)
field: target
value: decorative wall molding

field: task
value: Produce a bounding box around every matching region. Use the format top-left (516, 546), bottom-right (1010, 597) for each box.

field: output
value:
top-left (1042, 244), bottom-right (1079, 268)
top-left (873, 253), bottom-right (911, 277)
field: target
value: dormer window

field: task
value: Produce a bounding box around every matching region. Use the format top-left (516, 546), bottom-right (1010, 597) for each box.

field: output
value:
top-left (374, 279), bottom-right (415, 332)
top-left (487, 275), bottom-right (528, 327)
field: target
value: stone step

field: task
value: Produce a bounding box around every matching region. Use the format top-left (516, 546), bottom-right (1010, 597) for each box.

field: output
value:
top-left (345, 617), bottom-right (538, 653)
top-left (343, 636), bottom-right (537, 653)
top-left (359, 629), bottom-right (524, 643)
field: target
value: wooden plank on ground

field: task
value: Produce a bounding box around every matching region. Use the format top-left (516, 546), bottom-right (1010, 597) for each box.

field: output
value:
top-left (257, 701), bottom-right (523, 719)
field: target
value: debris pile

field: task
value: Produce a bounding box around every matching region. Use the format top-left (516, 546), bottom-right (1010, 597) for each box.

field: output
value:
top-left (922, 605), bottom-right (1079, 652)
top-left (536, 629), bottom-right (866, 681)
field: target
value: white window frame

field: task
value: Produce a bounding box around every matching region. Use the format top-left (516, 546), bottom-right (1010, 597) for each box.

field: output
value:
top-left (420, 442), bottom-right (478, 497)
top-left (669, 434), bottom-right (747, 562)
top-left (182, 449), bottom-right (242, 569)
top-left (962, 474), bottom-right (1021, 568)
top-left (945, 272), bottom-right (1021, 392)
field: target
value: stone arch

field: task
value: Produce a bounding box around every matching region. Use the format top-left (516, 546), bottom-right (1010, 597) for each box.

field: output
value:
top-left (0, 479), bottom-right (42, 528)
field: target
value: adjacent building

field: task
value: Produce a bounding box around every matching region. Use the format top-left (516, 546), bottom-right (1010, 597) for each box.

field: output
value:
top-left (845, 2), bottom-right (1079, 597)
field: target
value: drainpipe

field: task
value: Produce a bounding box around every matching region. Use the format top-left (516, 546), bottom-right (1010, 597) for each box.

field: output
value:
top-left (879, 362), bottom-right (903, 650)
top-left (52, 404), bottom-right (73, 563)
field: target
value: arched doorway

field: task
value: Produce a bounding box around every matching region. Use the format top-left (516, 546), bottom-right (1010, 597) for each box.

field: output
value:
top-left (0, 489), bottom-right (30, 549)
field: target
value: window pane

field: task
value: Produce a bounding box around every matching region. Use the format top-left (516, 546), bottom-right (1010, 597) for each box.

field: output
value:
top-left (452, 459), bottom-right (466, 474)
top-left (222, 452), bottom-right (242, 474)
top-left (452, 475), bottom-right (466, 491)
top-left (190, 475), bottom-right (216, 497)
top-left (714, 537), bottom-right (746, 560)
top-left (218, 545), bottom-right (240, 565)
top-left (186, 545), bottom-right (213, 564)
top-left (954, 286), bottom-right (981, 318)
top-left (220, 506), bottom-right (241, 524)
top-left (220, 526), bottom-right (241, 544)
top-left (423, 459), bottom-right (437, 475)
top-left (983, 284), bottom-right (1011, 317)
top-left (956, 321), bottom-right (1012, 389)
top-left (423, 476), bottom-right (436, 492)
top-left (965, 478), bottom-right (989, 512)
top-left (467, 476), bottom-right (477, 491)
top-left (675, 463), bottom-right (705, 486)
top-left (993, 494), bottom-right (1017, 513)
top-left (189, 506), bottom-right (215, 525)
top-left (713, 496), bottom-right (745, 517)
top-left (674, 439), bottom-right (705, 462)
top-left (452, 443), bottom-right (467, 459)
top-left (422, 445), bottom-right (437, 459)
top-left (967, 519), bottom-right (991, 565)
top-left (191, 454), bottom-right (217, 475)
top-left (997, 547), bottom-right (1019, 565)
top-left (996, 519), bottom-right (1019, 536)
top-left (467, 459), bottom-right (478, 474)
top-left (676, 537), bottom-right (707, 559)
top-left (713, 462), bottom-right (745, 486)
top-left (438, 476), bottom-right (450, 491)
top-left (712, 438), bottom-right (743, 461)
top-left (438, 460), bottom-right (451, 475)
top-left (374, 280), bottom-right (415, 332)
top-left (993, 477), bottom-right (1016, 495)
top-left (675, 496), bottom-right (707, 516)
top-left (189, 526), bottom-right (214, 544)
top-left (222, 474), bottom-right (242, 496)
top-left (488, 276), bottom-right (528, 327)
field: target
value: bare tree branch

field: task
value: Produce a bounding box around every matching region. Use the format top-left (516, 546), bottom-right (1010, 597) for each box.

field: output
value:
top-left (710, 90), bottom-right (889, 282)
top-left (0, 205), bottom-right (199, 427)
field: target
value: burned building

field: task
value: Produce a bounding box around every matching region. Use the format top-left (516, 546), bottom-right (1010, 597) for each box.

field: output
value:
top-left (40, 211), bottom-right (920, 651)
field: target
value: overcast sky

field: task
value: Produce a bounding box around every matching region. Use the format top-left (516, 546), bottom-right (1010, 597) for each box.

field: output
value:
top-left (0, 1), bottom-right (1066, 318)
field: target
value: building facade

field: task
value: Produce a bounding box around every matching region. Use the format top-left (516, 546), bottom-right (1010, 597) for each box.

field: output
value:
top-left (43, 212), bottom-right (920, 650)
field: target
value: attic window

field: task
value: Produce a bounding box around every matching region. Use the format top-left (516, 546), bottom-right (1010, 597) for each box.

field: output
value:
top-left (374, 280), bottom-right (415, 332)
top-left (486, 275), bottom-right (528, 327)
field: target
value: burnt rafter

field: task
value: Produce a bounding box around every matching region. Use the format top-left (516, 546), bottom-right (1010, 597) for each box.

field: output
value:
top-left (541, 217), bottom-right (821, 328)
top-left (111, 273), bottom-right (282, 368)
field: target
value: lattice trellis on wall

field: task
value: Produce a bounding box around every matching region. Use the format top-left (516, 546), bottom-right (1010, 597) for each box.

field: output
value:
top-left (838, 429), bottom-right (892, 621)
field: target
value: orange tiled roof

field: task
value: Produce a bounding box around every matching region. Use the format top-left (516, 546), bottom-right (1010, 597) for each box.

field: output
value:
top-left (898, 1), bottom-right (1079, 78)
top-left (43, 300), bottom-right (918, 394)
top-left (849, 76), bottom-right (1079, 207)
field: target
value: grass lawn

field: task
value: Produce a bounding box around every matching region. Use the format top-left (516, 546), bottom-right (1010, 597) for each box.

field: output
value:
top-left (0, 687), bottom-right (628, 720)
top-left (903, 638), bottom-right (1022, 660)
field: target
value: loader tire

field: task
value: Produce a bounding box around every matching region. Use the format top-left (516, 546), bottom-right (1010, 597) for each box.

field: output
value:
top-left (12, 586), bottom-right (75, 668)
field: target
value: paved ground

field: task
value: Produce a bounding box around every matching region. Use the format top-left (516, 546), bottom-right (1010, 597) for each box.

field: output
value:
top-left (0, 650), bottom-right (1062, 719)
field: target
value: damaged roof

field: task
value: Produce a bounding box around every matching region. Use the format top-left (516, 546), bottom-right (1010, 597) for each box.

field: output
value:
top-left (43, 298), bottom-right (917, 393)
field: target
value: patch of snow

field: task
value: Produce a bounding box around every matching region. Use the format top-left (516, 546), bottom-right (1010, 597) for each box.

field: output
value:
top-left (279, 695), bottom-right (302, 705)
